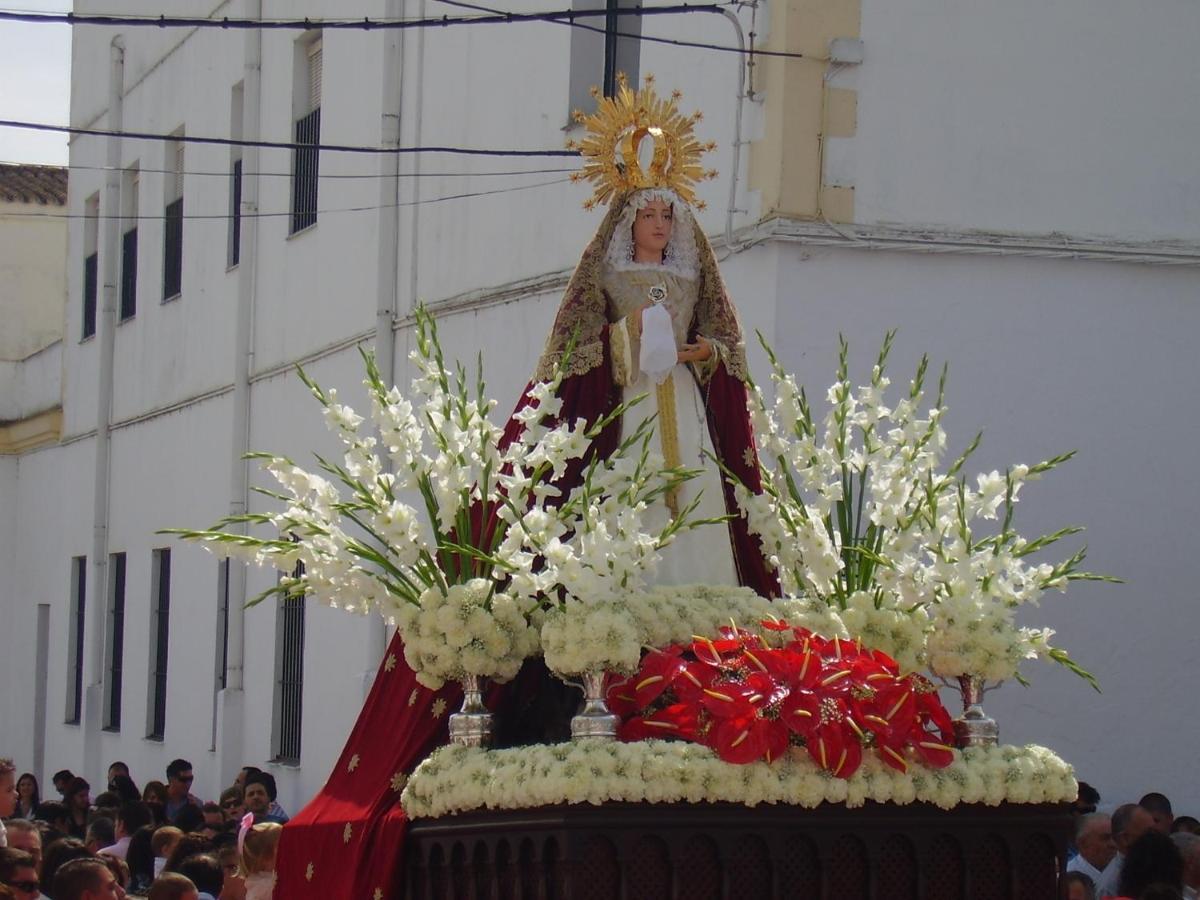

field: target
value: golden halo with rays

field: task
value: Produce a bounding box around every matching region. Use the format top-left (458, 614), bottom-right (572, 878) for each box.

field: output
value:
top-left (566, 73), bottom-right (719, 210)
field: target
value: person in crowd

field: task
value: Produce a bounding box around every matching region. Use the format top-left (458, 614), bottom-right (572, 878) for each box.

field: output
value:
top-left (1172, 832), bottom-right (1200, 900)
top-left (1069, 812), bottom-right (1118, 884)
top-left (84, 820), bottom-right (115, 857)
top-left (51, 774), bottom-right (74, 803)
top-left (50, 857), bottom-right (126, 900)
top-left (0, 758), bottom-right (17, 847)
top-left (140, 784), bottom-right (166, 809)
top-left (230, 773), bottom-right (282, 825)
top-left (1, 820), bottom-right (43, 884)
top-left (123, 826), bottom-right (156, 896)
top-left (235, 822), bottom-right (279, 900)
top-left (1143, 794), bottom-right (1178, 835)
top-left (146, 873), bottom-right (198, 900)
top-left (163, 764), bottom-right (198, 827)
top-left (213, 845), bottom-right (238, 891)
top-left (238, 779), bottom-right (282, 828)
top-left (1075, 782), bottom-right (1102, 816)
top-left (97, 856), bottom-right (128, 894)
top-left (99, 803), bottom-right (153, 861)
top-left (171, 808), bottom-right (205, 837)
top-left (1097, 804), bottom-right (1159, 898)
top-left (34, 802), bottom-right (71, 844)
top-left (149, 828), bottom-right (183, 880)
top-left (199, 806), bottom-right (224, 831)
top-left (0, 849), bottom-right (41, 900)
top-left (1117, 831), bottom-right (1184, 899)
top-left (63, 779), bottom-right (92, 841)
top-left (175, 856), bottom-right (222, 900)
top-left (40, 840), bottom-right (91, 897)
top-left (162, 836), bottom-right (213, 877)
top-left (215, 791), bottom-right (241, 825)
top-left (105, 766), bottom-right (128, 790)
top-left (14, 775), bottom-right (40, 821)
top-left (1060, 871), bottom-right (1095, 900)
top-left (1174, 818), bottom-right (1200, 836)
top-left (106, 780), bottom-right (138, 810)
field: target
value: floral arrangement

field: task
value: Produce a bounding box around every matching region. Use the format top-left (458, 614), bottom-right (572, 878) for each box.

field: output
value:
top-left (737, 333), bottom-right (1114, 687)
top-left (401, 739), bottom-right (1076, 819)
top-left (167, 308), bottom-right (699, 688)
top-left (608, 622), bottom-right (955, 776)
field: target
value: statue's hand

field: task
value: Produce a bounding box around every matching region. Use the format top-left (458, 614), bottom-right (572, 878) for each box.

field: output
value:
top-left (678, 337), bottom-right (713, 363)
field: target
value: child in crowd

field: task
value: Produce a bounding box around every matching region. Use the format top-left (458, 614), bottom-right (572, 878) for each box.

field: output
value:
top-left (237, 820), bottom-right (282, 900)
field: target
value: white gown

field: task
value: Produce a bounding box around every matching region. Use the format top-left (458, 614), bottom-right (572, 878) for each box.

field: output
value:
top-left (602, 265), bottom-right (738, 587)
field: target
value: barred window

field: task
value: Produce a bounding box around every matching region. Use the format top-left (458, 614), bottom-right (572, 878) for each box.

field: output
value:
top-left (147, 548), bottom-right (171, 740)
top-left (567, 0), bottom-right (641, 121)
top-left (163, 135), bottom-right (184, 300)
top-left (120, 167), bottom-right (138, 320)
top-left (104, 552), bottom-right (127, 731)
top-left (273, 562), bottom-right (306, 763)
top-left (82, 193), bottom-right (99, 339)
top-left (65, 556), bottom-right (87, 724)
top-left (290, 36), bottom-right (322, 235)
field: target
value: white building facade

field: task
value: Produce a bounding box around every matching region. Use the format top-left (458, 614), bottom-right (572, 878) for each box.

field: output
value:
top-left (2, 0), bottom-right (1198, 815)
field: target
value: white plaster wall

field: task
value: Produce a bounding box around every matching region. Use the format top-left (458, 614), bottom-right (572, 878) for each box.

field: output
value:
top-left (0, 201), bottom-right (67, 361)
top-left (0, 341), bottom-right (62, 422)
top-left (853, 0), bottom-right (1200, 242)
top-left (773, 244), bottom-right (1200, 811)
top-left (4, 438), bottom-right (95, 781)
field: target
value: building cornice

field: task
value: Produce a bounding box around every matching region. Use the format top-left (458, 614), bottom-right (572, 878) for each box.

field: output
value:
top-left (733, 217), bottom-right (1200, 267)
top-left (0, 407), bottom-right (63, 455)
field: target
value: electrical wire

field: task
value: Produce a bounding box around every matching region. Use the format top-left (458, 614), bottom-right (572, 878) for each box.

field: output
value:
top-left (0, 4), bottom-right (808, 60)
top-left (1, 175), bottom-right (570, 221)
top-left (0, 158), bottom-right (579, 180)
top-left (0, 118), bottom-right (578, 157)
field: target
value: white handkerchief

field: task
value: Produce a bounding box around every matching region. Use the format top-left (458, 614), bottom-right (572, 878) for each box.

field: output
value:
top-left (640, 302), bottom-right (676, 384)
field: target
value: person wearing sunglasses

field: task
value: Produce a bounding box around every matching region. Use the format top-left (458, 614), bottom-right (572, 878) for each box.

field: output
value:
top-left (164, 760), bottom-right (200, 826)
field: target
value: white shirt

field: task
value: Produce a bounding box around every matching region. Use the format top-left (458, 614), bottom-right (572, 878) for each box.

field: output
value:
top-left (99, 835), bottom-right (131, 859)
top-left (1066, 852), bottom-right (1105, 884)
top-left (0, 819), bottom-right (6, 848)
top-left (1094, 853), bottom-right (1123, 898)
top-left (1182, 886), bottom-right (1197, 900)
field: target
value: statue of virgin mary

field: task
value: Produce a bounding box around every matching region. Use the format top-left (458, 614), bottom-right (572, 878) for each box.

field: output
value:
top-left (499, 79), bottom-right (777, 599)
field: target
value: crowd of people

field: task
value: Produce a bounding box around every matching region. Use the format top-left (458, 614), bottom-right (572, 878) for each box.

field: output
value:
top-left (1063, 782), bottom-right (1200, 900)
top-left (1, 757), bottom-right (286, 900)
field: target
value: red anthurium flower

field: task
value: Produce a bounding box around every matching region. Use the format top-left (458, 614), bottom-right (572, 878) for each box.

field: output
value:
top-left (606, 679), bottom-right (641, 718)
top-left (779, 688), bottom-right (821, 739)
top-left (632, 649), bottom-right (690, 707)
top-left (912, 736), bottom-right (956, 769)
top-left (711, 712), bottom-right (790, 764)
top-left (619, 702), bottom-right (700, 742)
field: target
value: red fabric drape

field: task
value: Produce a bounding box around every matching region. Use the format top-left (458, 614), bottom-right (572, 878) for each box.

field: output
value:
top-left (272, 636), bottom-right (460, 900)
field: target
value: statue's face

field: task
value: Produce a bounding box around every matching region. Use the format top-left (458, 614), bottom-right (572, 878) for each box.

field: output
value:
top-left (632, 199), bottom-right (674, 261)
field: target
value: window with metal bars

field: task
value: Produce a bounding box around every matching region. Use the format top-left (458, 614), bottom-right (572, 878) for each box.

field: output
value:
top-left (66, 556), bottom-right (86, 724)
top-left (290, 37), bottom-right (321, 234)
top-left (229, 82), bottom-right (244, 267)
top-left (163, 137), bottom-right (184, 300)
top-left (274, 562), bottom-right (306, 763)
top-left (104, 552), bottom-right (127, 731)
top-left (147, 548), bottom-right (171, 740)
top-left (82, 192), bottom-right (99, 339)
top-left (120, 168), bottom-right (138, 320)
top-left (83, 253), bottom-right (98, 340)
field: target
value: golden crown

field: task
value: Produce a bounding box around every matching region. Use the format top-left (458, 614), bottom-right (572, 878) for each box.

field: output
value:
top-left (567, 74), bottom-right (718, 210)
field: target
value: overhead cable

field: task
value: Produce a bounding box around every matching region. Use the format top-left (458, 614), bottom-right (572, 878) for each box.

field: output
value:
top-left (0, 118), bottom-right (578, 157)
top-left (0, 159), bottom-right (579, 180)
top-left (0, 5), bottom-right (808, 60)
top-left (3, 176), bottom-right (571, 221)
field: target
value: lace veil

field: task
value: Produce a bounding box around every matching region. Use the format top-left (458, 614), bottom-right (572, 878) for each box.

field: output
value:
top-left (534, 189), bottom-right (748, 383)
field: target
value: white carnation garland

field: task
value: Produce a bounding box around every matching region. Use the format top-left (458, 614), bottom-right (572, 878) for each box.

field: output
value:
top-left (401, 739), bottom-right (1075, 819)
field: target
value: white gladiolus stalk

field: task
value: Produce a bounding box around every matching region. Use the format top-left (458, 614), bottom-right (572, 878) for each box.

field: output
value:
top-left (165, 307), bottom-right (712, 685)
top-left (736, 332), bottom-right (1115, 687)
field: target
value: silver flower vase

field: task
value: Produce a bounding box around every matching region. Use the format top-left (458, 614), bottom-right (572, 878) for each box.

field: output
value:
top-left (952, 675), bottom-right (999, 748)
top-left (570, 671), bottom-right (619, 741)
top-left (448, 674), bottom-right (493, 748)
